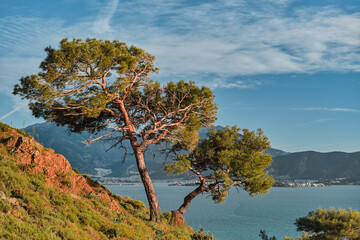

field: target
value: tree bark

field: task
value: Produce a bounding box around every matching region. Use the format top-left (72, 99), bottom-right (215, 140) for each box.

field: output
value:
top-left (171, 210), bottom-right (185, 225)
top-left (132, 145), bottom-right (161, 222)
top-left (171, 182), bottom-right (205, 225)
top-left (120, 98), bottom-right (161, 222)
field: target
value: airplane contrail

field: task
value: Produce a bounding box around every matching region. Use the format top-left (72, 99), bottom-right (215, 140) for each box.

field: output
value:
top-left (0, 104), bottom-right (26, 121)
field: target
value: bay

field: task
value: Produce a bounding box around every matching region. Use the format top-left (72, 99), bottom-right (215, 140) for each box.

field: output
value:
top-left (106, 184), bottom-right (360, 239)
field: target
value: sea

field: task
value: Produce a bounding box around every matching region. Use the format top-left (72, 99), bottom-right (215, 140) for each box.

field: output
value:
top-left (105, 183), bottom-right (360, 240)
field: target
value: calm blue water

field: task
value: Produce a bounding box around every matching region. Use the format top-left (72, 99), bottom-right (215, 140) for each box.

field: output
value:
top-left (106, 184), bottom-right (360, 240)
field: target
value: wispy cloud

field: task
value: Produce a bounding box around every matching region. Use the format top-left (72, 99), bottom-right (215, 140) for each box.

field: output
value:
top-left (0, 103), bottom-right (27, 121)
top-left (119, 0), bottom-right (360, 79)
top-left (294, 107), bottom-right (359, 112)
top-left (201, 79), bottom-right (271, 89)
top-left (92, 0), bottom-right (119, 34)
top-left (0, 0), bottom-right (360, 91)
top-left (286, 118), bottom-right (334, 128)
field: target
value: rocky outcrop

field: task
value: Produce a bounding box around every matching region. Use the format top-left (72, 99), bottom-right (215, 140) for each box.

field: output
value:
top-left (0, 127), bottom-right (122, 212)
top-left (0, 191), bottom-right (20, 210)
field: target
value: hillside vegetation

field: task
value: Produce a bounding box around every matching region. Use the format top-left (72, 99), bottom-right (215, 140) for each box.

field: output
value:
top-left (0, 122), bottom-right (211, 239)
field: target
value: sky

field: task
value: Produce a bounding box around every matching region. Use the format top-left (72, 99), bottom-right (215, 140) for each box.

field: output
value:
top-left (0, 0), bottom-right (359, 153)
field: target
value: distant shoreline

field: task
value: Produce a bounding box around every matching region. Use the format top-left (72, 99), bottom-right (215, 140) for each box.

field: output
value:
top-left (101, 179), bottom-right (360, 187)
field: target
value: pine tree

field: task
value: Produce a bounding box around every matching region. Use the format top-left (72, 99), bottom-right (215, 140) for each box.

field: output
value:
top-left (295, 208), bottom-right (360, 240)
top-left (13, 38), bottom-right (217, 221)
top-left (166, 126), bottom-right (274, 224)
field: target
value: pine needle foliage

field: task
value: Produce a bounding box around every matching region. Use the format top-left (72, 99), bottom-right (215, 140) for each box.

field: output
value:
top-left (166, 126), bottom-right (274, 218)
top-left (13, 38), bottom-right (216, 149)
top-left (294, 208), bottom-right (360, 240)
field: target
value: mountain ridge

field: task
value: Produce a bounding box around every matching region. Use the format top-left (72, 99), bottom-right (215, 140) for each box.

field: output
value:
top-left (269, 150), bottom-right (360, 179)
top-left (24, 122), bottom-right (360, 180)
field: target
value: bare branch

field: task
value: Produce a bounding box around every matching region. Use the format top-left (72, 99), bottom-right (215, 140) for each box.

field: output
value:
top-left (60, 79), bottom-right (98, 96)
top-left (85, 126), bottom-right (125, 144)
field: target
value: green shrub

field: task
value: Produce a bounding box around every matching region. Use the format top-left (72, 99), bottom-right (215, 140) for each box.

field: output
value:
top-left (33, 143), bottom-right (40, 151)
top-left (126, 198), bottom-right (146, 210)
top-left (11, 189), bottom-right (24, 199)
top-left (161, 211), bottom-right (172, 223)
top-left (56, 170), bottom-right (68, 178)
top-left (100, 222), bottom-right (118, 239)
top-left (191, 228), bottom-right (214, 240)
top-left (60, 178), bottom-right (72, 187)
top-left (95, 187), bottom-right (106, 194)
top-left (113, 212), bottom-right (125, 223)
top-left (30, 178), bottom-right (45, 192)
top-left (15, 128), bottom-right (31, 137)
top-left (0, 122), bottom-right (10, 132)
top-left (0, 200), bottom-right (11, 213)
top-left (85, 192), bottom-right (102, 203)
top-left (82, 174), bottom-right (107, 192)
top-left (0, 122), bottom-right (32, 138)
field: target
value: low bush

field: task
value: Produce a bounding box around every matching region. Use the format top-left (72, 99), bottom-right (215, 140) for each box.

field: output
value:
top-left (191, 228), bottom-right (214, 240)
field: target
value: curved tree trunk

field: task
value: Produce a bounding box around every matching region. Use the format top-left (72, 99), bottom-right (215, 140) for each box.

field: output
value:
top-left (131, 144), bottom-right (161, 222)
top-left (118, 101), bottom-right (161, 221)
top-left (171, 183), bottom-right (204, 225)
top-left (171, 210), bottom-right (185, 225)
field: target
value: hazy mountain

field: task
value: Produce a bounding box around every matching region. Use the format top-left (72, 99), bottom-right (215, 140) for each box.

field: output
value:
top-left (24, 122), bottom-right (360, 180)
top-left (265, 148), bottom-right (289, 157)
top-left (24, 122), bottom-right (180, 179)
top-left (269, 151), bottom-right (360, 179)
top-left (25, 122), bottom-right (125, 175)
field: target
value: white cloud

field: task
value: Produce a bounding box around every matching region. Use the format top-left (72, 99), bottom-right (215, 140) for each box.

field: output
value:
top-left (0, 57), bottom-right (43, 94)
top-left (0, 0), bottom-right (360, 91)
top-left (92, 0), bottom-right (119, 34)
top-left (199, 79), bottom-right (271, 90)
top-left (294, 107), bottom-right (359, 112)
top-left (0, 103), bottom-right (27, 121)
top-left (286, 118), bottom-right (334, 128)
top-left (107, 0), bottom-right (360, 86)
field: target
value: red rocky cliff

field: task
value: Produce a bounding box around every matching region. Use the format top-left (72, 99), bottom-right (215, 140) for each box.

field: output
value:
top-left (0, 128), bottom-right (122, 212)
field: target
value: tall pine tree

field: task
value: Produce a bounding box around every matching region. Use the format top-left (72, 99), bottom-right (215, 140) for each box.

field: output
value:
top-left (13, 38), bottom-right (217, 221)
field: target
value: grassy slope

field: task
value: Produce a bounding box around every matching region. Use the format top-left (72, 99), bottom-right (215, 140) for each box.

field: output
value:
top-left (0, 122), bottom-right (211, 240)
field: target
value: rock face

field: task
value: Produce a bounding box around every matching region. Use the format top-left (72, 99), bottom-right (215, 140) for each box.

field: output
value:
top-left (0, 127), bottom-right (122, 212)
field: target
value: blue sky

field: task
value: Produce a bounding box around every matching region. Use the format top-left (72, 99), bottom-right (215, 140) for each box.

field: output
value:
top-left (0, 0), bottom-right (359, 152)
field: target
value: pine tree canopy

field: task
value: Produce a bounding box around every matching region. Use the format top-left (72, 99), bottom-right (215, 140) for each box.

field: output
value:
top-left (295, 208), bottom-right (360, 240)
top-left (13, 38), bottom-right (217, 150)
top-left (166, 126), bottom-right (274, 204)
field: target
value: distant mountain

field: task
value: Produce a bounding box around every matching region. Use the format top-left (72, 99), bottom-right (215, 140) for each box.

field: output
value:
top-left (269, 151), bottom-right (360, 179)
top-left (265, 148), bottom-right (289, 157)
top-left (24, 122), bottom-right (181, 179)
top-left (24, 122), bottom-right (360, 180)
top-left (198, 125), bottom-right (224, 139)
top-left (25, 122), bottom-right (125, 175)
